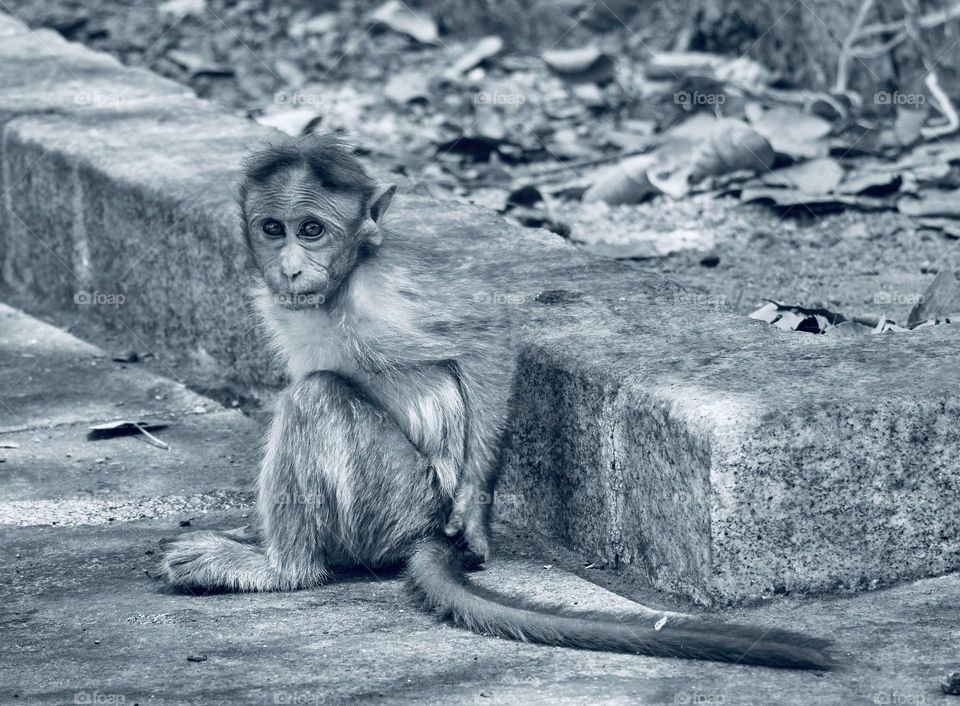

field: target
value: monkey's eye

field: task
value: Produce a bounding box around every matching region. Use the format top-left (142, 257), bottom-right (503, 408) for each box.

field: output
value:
top-left (298, 221), bottom-right (324, 240)
top-left (262, 219), bottom-right (285, 238)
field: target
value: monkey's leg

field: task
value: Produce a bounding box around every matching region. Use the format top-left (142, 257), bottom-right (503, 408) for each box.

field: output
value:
top-left (444, 441), bottom-right (500, 561)
top-left (160, 378), bottom-right (340, 593)
top-left (159, 529), bottom-right (289, 592)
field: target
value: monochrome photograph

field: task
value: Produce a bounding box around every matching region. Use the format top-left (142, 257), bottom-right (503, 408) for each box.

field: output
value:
top-left (1, 0), bottom-right (958, 703)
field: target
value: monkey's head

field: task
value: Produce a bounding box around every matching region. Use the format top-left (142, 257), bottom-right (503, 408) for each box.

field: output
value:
top-left (239, 134), bottom-right (396, 309)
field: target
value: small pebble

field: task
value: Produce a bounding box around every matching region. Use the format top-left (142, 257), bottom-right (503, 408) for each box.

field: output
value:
top-left (179, 520), bottom-right (191, 527)
top-left (187, 655), bottom-right (207, 663)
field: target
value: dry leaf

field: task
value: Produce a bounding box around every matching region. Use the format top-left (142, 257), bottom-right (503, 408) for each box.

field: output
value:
top-left (369, 0), bottom-right (439, 44)
top-left (760, 158), bottom-right (843, 193)
top-left (650, 118), bottom-right (775, 199)
top-left (897, 189), bottom-right (960, 217)
top-left (582, 154), bottom-right (657, 204)
top-left (384, 72), bottom-right (430, 105)
top-left (542, 47), bottom-right (615, 84)
top-left (288, 13), bottom-right (337, 39)
top-left (449, 36), bottom-right (503, 75)
top-left (745, 104), bottom-right (831, 159)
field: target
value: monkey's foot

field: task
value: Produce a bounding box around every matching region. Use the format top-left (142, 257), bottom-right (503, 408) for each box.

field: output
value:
top-left (444, 487), bottom-right (492, 564)
top-left (158, 530), bottom-right (320, 593)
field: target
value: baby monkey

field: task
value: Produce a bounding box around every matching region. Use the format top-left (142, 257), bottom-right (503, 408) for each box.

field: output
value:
top-left (159, 134), bottom-right (832, 670)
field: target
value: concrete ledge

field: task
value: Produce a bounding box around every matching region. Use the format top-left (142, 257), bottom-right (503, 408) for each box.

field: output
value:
top-left (1, 15), bottom-right (959, 604)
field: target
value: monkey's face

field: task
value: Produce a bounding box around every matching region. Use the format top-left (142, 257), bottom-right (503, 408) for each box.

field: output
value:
top-left (244, 168), bottom-right (367, 310)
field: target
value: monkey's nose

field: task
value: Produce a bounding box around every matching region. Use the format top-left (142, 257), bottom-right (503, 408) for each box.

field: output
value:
top-left (283, 269), bottom-right (302, 284)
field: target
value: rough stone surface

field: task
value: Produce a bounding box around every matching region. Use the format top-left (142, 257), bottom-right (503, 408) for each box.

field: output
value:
top-left (0, 302), bottom-right (215, 432)
top-left (1, 303), bottom-right (958, 705)
top-left (1, 18), bottom-right (959, 605)
top-left (3, 514), bottom-right (960, 705)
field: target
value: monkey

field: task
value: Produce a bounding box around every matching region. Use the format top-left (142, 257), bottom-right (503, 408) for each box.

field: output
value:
top-left (158, 134), bottom-right (833, 670)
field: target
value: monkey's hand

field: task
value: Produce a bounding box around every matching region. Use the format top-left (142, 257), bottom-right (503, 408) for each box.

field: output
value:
top-left (444, 483), bottom-right (493, 565)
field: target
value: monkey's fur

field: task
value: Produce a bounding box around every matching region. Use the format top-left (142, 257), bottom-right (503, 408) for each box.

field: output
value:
top-left (159, 134), bottom-right (833, 670)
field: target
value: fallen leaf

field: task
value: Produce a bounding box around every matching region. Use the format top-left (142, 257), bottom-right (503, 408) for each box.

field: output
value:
top-left (542, 47), bottom-right (616, 84)
top-left (645, 51), bottom-right (774, 86)
top-left (369, 0), bottom-right (439, 45)
top-left (917, 217), bottom-right (960, 238)
top-left (288, 13), bottom-right (337, 39)
top-left (836, 170), bottom-right (901, 195)
top-left (894, 106), bottom-right (928, 148)
top-left (505, 185), bottom-right (543, 209)
top-left (474, 108), bottom-right (506, 142)
top-left (649, 118), bottom-right (775, 199)
top-left (384, 72), bottom-right (430, 105)
top-left (88, 420), bottom-right (173, 450)
top-left (745, 104), bottom-right (831, 159)
top-left (159, 0), bottom-right (205, 20)
top-left (255, 108), bottom-right (319, 136)
top-left (741, 187), bottom-right (886, 211)
top-left (448, 36), bottom-right (503, 75)
top-left (166, 50), bottom-right (232, 78)
top-left (749, 301), bottom-right (844, 333)
top-left (761, 158), bottom-right (843, 193)
top-left (897, 188), bottom-right (960, 217)
top-left (582, 153), bottom-right (657, 204)
top-left (571, 83), bottom-right (605, 107)
top-left (274, 60), bottom-right (307, 89)
top-left (907, 271), bottom-right (960, 327)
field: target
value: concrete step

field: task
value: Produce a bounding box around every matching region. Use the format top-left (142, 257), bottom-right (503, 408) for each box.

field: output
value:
top-left (1, 12), bottom-right (959, 604)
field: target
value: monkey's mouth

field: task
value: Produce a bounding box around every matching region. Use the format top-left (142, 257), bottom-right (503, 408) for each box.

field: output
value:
top-left (274, 289), bottom-right (327, 309)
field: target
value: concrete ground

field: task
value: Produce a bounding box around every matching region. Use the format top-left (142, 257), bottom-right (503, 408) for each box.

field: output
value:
top-left (2, 304), bottom-right (959, 705)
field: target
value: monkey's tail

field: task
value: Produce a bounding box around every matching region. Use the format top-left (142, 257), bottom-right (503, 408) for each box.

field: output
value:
top-left (406, 538), bottom-right (833, 670)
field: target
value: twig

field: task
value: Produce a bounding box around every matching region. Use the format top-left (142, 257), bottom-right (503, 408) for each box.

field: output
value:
top-left (133, 422), bottom-right (170, 450)
top-left (836, 0), bottom-right (877, 93)
top-left (522, 148), bottom-right (652, 179)
top-left (900, 0), bottom-right (960, 139)
top-left (857, 1), bottom-right (960, 40)
top-left (921, 68), bottom-right (960, 138)
top-left (850, 31), bottom-right (907, 59)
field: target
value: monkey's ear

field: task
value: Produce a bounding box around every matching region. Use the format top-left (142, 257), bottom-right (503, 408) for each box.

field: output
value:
top-left (368, 183), bottom-right (397, 225)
